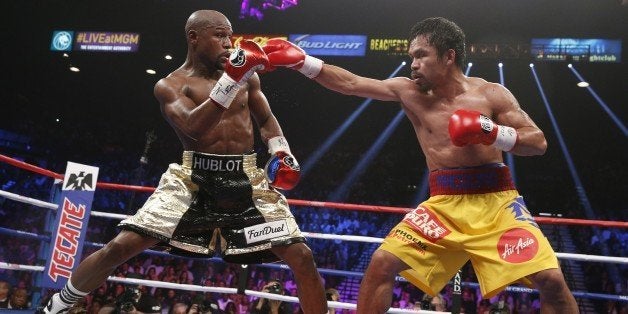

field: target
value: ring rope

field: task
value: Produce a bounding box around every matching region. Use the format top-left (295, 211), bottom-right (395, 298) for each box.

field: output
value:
top-left (1, 261), bottom-right (626, 304)
top-left (3, 154), bottom-right (628, 308)
top-left (1, 190), bottom-right (627, 264)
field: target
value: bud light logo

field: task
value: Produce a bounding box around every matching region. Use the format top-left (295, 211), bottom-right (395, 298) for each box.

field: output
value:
top-left (288, 34), bottom-right (366, 56)
top-left (51, 31), bottom-right (74, 51)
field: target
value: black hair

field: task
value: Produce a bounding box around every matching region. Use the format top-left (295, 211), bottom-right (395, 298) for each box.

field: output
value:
top-left (409, 17), bottom-right (466, 69)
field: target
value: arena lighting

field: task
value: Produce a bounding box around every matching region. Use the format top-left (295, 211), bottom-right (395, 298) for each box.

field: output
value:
top-left (529, 63), bottom-right (534, 67)
top-left (69, 66), bottom-right (80, 72)
top-left (164, 55), bottom-right (172, 60)
top-left (529, 65), bottom-right (624, 281)
top-left (62, 53), bottom-right (69, 58)
top-left (299, 62), bottom-right (407, 178)
top-left (529, 66), bottom-right (620, 286)
top-left (497, 62), bottom-right (516, 183)
top-left (577, 81), bottom-right (590, 88)
top-left (146, 69), bottom-right (156, 75)
top-left (464, 62), bottom-right (473, 76)
top-left (328, 110), bottom-right (406, 202)
top-left (566, 64), bottom-right (627, 136)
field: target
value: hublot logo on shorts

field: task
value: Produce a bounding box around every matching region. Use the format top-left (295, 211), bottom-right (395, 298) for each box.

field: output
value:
top-left (193, 157), bottom-right (242, 172)
top-left (244, 220), bottom-right (290, 244)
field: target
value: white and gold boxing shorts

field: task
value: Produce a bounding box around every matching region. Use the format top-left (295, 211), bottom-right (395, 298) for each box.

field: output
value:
top-left (119, 151), bottom-right (305, 264)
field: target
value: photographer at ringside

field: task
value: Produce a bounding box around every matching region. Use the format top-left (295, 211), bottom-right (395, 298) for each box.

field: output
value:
top-left (252, 281), bottom-right (293, 314)
top-left (116, 286), bottom-right (161, 314)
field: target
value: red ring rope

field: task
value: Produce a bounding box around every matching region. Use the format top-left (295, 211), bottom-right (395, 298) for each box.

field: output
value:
top-left (2, 153), bottom-right (626, 228)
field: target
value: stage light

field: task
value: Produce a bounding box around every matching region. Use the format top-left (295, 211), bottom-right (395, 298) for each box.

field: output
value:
top-left (164, 55), bottom-right (172, 60)
top-left (468, 62), bottom-right (473, 67)
top-left (69, 66), bottom-right (80, 72)
top-left (529, 63), bottom-right (534, 68)
top-left (567, 64), bottom-right (627, 136)
top-left (567, 63), bottom-right (573, 68)
top-left (146, 69), bottom-right (156, 75)
top-left (401, 61), bottom-right (406, 66)
top-left (300, 62), bottom-right (406, 178)
top-left (498, 62), bottom-right (503, 67)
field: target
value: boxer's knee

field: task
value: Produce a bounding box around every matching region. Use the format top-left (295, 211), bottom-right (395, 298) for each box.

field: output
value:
top-left (366, 250), bottom-right (404, 280)
top-left (277, 243), bottom-right (316, 271)
top-left (530, 269), bottom-right (569, 296)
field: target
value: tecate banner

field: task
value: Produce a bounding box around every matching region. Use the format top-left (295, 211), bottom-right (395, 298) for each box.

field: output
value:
top-left (289, 34), bottom-right (367, 56)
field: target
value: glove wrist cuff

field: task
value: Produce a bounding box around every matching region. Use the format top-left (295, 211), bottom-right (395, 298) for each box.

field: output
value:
top-left (298, 55), bottom-right (323, 79)
top-left (209, 74), bottom-right (240, 109)
top-left (493, 125), bottom-right (517, 151)
top-left (268, 136), bottom-right (291, 155)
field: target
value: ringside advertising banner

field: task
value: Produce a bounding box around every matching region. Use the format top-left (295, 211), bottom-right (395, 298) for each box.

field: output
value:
top-left (74, 31), bottom-right (140, 52)
top-left (289, 34), bottom-right (367, 56)
top-left (369, 38), bottom-right (409, 56)
top-left (42, 162), bottom-right (99, 289)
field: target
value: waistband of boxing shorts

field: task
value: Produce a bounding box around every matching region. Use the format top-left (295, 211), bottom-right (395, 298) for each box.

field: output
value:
top-left (429, 163), bottom-right (515, 196)
top-left (182, 151), bottom-right (257, 172)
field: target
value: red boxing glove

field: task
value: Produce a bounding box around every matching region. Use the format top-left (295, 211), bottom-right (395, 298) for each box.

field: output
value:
top-left (264, 136), bottom-right (301, 190)
top-left (262, 38), bottom-right (323, 78)
top-left (209, 40), bottom-right (269, 109)
top-left (448, 109), bottom-right (518, 151)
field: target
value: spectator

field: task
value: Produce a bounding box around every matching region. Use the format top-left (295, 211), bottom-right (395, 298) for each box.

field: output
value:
top-left (7, 287), bottom-right (29, 309)
top-left (252, 281), bottom-right (293, 314)
top-left (0, 281), bottom-right (9, 308)
top-left (325, 288), bottom-right (339, 314)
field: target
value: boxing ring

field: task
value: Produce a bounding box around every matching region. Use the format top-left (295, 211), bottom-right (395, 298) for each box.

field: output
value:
top-left (1, 153), bottom-right (627, 313)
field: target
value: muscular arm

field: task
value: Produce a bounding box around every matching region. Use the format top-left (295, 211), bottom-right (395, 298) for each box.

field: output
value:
top-left (155, 77), bottom-right (225, 141)
top-left (247, 73), bottom-right (284, 144)
top-left (488, 84), bottom-right (547, 156)
top-left (314, 64), bottom-right (405, 102)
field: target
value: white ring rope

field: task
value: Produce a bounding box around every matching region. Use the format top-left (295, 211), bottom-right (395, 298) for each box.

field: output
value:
top-left (1, 188), bottom-right (627, 265)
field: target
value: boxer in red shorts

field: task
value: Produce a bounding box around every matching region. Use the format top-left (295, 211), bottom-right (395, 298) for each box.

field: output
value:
top-left (262, 17), bottom-right (578, 313)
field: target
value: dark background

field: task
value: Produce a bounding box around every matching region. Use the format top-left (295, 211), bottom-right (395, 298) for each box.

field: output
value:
top-left (2, 0), bottom-right (627, 216)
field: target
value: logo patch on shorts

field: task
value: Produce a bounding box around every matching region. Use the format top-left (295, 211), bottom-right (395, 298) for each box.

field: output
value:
top-left (388, 228), bottom-right (428, 255)
top-left (508, 196), bottom-right (539, 228)
top-left (497, 228), bottom-right (539, 263)
top-left (402, 206), bottom-right (451, 242)
top-left (244, 220), bottom-right (289, 244)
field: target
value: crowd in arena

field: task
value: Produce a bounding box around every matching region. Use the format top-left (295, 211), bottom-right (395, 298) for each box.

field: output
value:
top-left (0, 114), bottom-right (626, 314)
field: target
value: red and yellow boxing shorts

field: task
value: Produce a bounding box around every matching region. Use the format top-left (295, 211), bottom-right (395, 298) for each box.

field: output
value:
top-left (379, 163), bottom-right (558, 298)
top-left (119, 151), bottom-right (305, 264)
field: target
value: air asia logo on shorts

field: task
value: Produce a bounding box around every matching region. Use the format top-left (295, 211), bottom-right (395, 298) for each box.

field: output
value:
top-left (508, 196), bottom-right (539, 228)
top-left (497, 228), bottom-right (539, 263)
top-left (243, 220), bottom-right (290, 244)
top-left (229, 48), bottom-right (246, 67)
top-left (402, 206), bottom-right (451, 242)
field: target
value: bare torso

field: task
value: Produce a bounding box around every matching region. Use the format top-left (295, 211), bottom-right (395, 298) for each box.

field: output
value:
top-left (158, 68), bottom-right (256, 154)
top-left (396, 76), bottom-right (504, 170)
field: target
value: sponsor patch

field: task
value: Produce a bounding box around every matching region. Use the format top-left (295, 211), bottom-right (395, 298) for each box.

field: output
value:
top-left (402, 206), bottom-right (451, 242)
top-left (244, 220), bottom-right (289, 244)
top-left (497, 228), bottom-right (539, 263)
top-left (388, 228), bottom-right (428, 255)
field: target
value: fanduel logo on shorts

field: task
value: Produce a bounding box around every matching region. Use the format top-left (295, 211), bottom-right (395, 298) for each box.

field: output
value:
top-left (289, 34), bottom-right (366, 56)
top-left (244, 220), bottom-right (289, 244)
